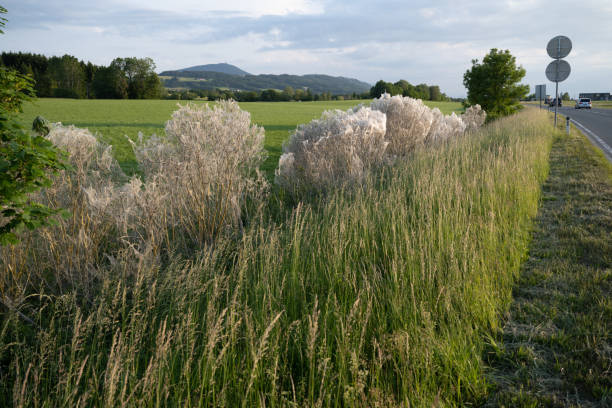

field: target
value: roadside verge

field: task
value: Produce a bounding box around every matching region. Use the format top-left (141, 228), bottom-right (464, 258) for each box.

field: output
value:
top-left (484, 124), bottom-right (612, 406)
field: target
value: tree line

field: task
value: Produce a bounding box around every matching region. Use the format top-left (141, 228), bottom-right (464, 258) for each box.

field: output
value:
top-left (165, 87), bottom-right (371, 102)
top-left (1, 52), bottom-right (455, 103)
top-left (369, 80), bottom-right (450, 101)
top-left (0, 52), bottom-right (163, 99)
top-left (168, 81), bottom-right (454, 103)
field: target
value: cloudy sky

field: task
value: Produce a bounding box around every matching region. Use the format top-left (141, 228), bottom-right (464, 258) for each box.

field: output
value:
top-left (2, 0), bottom-right (611, 97)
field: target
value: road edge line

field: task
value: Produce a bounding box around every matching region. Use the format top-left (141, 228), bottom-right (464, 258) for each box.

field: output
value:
top-left (568, 117), bottom-right (612, 163)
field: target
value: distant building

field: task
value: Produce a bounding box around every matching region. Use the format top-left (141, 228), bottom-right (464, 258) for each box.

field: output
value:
top-left (578, 92), bottom-right (611, 101)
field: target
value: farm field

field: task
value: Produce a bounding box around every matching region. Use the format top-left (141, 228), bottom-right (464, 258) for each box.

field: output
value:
top-left (18, 98), bottom-right (463, 176)
top-left (593, 100), bottom-right (612, 109)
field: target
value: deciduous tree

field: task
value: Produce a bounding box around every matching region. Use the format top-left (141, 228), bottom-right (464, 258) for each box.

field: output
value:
top-left (463, 48), bottom-right (529, 120)
top-left (110, 57), bottom-right (162, 99)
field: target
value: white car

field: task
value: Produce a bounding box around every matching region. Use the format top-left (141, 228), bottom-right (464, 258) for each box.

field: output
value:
top-left (575, 98), bottom-right (592, 109)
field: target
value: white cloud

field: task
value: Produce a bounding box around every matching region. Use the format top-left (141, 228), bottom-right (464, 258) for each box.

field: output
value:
top-left (112, 0), bottom-right (324, 17)
top-left (418, 8), bottom-right (436, 19)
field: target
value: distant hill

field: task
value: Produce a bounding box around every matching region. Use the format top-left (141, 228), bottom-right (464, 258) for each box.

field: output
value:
top-left (159, 69), bottom-right (371, 95)
top-left (177, 63), bottom-right (250, 76)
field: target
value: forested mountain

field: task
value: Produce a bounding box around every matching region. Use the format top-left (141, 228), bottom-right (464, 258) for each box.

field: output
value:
top-left (177, 63), bottom-right (250, 76)
top-left (160, 69), bottom-right (371, 95)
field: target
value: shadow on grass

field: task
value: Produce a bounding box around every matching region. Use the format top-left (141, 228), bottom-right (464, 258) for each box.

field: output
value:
top-left (68, 123), bottom-right (165, 128)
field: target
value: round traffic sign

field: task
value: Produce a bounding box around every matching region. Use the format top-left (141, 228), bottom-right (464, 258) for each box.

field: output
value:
top-left (547, 35), bottom-right (572, 59)
top-left (545, 60), bottom-right (571, 82)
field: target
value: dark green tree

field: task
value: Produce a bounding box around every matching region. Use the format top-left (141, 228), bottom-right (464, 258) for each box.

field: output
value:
top-left (561, 92), bottom-right (570, 101)
top-left (428, 85), bottom-right (442, 101)
top-left (395, 80), bottom-right (415, 98)
top-left (260, 89), bottom-right (280, 101)
top-left (1, 52), bottom-right (51, 96)
top-left (414, 84), bottom-right (430, 100)
top-left (83, 61), bottom-right (97, 98)
top-left (307, 88), bottom-right (314, 101)
top-left (463, 48), bottom-right (529, 120)
top-left (92, 65), bottom-right (128, 99)
top-left (48, 55), bottom-right (86, 98)
top-left (110, 57), bottom-right (162, 99)
top-left (0, 6), bottom-right (5, 34)
top-left (282, 86), bottom-right (295, 101)
top-left (370, 80), bottom-right (396, 98)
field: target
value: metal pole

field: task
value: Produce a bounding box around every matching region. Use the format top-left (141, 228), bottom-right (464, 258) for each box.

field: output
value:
top-left (566, 116), bottom-right (570, 134)
top-left (554, 81), bottom-right (558, 127)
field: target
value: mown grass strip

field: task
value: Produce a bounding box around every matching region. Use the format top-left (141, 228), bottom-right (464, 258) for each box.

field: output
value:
top-left (484, 123), bottom-right (612, 407)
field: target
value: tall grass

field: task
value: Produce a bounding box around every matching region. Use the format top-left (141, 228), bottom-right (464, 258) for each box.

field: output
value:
top-left (1, 109), bottom-right (553, 406)
top-left (0, 101), bottom-right (267, 309)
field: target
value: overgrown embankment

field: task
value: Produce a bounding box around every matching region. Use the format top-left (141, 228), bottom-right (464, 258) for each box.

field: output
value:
top-left (1, 109), bottom-right (555, 406)
top-left (484, 123), bottom-right (612, 407)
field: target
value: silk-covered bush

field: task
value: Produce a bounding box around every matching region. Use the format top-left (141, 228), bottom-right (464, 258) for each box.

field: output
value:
top-left (132, 100), bottom-right (268, 247)
top-left (1, 101), bottom-right (268, 305)
top-left (0, 124), bottom-right (130, 302)
top-left (461, 104), bottom-right (487, 132)
top-left (277, 95), bottom-right (487, 198)
top-left (370, 94), bottom-right (435, 157)
top-left (426, 108), bottom-right (466, 144)
top-left (276, 107), bottom-right (388, 196)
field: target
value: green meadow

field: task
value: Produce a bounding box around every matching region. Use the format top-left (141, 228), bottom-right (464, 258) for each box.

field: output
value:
top-left (19, 98), bottom-right (463, 175)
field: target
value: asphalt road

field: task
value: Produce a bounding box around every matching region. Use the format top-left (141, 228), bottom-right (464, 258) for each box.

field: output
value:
top-left (547, 105), bottom-right (612, 162)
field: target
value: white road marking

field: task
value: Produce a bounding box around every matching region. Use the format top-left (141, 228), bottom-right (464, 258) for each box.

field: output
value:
top-left (570, 118), bottom-right (612, 161)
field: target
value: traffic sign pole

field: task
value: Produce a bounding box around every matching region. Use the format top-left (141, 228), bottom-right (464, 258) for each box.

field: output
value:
top-left (555, 80), bottom-right (559, 127)
top-left (545, 35), bottom-right (572, 129)
top-left (555, 39), bottom-right (559, 127)
top-left (555, 38), bottom-right (560, 127)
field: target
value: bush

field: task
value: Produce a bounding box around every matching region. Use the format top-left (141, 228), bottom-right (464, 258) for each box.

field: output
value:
top-left (370, 94), bottom-right (482, 153)
top-left (132, 100), bottom-right (267, 248)
top-left (426, 108), bottom-right (466, 144)
top-left (1, 101), bottom-right (268, 307)
top-left (276, 95), bottom-right (487, 198)
top-left (370, 94), bottom-right (435, 157)
top-left (52, 88), bottom-right (81, 99)
top-left (461, 104), bottom-right (487, 132)
top-left (1, 124), bottom-right (127, 304)
top-left (275, 107), bottom-right (387, 196)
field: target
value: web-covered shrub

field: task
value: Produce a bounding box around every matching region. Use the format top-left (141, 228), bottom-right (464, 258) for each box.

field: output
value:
top-left (133, 100), bottom-right (267, 247)
top-left (425, 108), bottom-right (466, 144)
top-left (1, 101), bottom-right (268, 304)
top-left (370, 94), bottom-right (434, 157)
top-left (0, 124), bottom-right (131, 301)
top-left (276, 107), bottom-right (387, 196)
top-left (461, 104), bottom-right (487, 132)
